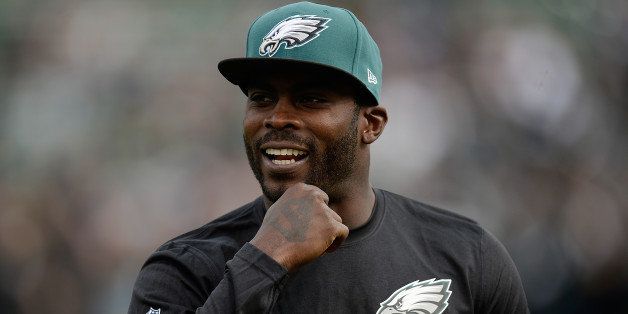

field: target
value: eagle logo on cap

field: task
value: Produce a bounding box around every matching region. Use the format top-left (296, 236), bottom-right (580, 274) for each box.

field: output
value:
top-left (259, 15), bottom-right (331, 57)
top-left (376, 278), bottom-right (452, 314)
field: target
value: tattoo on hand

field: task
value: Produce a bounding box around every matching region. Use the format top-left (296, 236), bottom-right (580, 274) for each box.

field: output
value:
top-left (269, 198), bottom-right (312, 242)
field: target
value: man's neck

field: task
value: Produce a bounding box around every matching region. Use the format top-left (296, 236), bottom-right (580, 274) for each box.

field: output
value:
top-left (327, 184), bottom-right (375, 230)
top-left (262, 182), bottom-right (375, 230)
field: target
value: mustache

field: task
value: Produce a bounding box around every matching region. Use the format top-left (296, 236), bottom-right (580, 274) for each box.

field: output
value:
top-left (254, 130), bottom-right (314, 151)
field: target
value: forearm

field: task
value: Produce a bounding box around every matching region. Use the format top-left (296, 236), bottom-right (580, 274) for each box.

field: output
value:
top-left (129, 242), bottom-right (288, 314)
top-left (197, 242), bottom-right (288, 313)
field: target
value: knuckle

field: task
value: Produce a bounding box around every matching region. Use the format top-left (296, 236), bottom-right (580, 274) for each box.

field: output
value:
top-left (322, 224), bottom-right (336, 236)
top-left (289, 183), bottom-right (303, 193)
top-left (313, 189), bottom-right (328, 200)
top-left (312, 208), bottom-right (327, 220)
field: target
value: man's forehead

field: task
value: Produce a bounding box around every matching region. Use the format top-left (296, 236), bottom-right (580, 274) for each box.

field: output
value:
top-left (245, 71), bottom-right (357, 95)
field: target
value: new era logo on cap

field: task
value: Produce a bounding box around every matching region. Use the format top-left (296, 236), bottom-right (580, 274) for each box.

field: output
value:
top-left (367, 68), bottom-right (378, 84)
top-left (259, 15), bottom-right (331, 57)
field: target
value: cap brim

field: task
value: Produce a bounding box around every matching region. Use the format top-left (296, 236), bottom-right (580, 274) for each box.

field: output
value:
top-left (218, 58), bottom-right (378, 105)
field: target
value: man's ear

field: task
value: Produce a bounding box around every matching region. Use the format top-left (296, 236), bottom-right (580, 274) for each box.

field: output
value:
top-left (360, 106), bottom-right (388, 144)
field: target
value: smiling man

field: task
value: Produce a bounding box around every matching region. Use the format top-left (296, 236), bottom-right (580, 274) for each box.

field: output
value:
top-left (128, 2), bottom-right (529, 314)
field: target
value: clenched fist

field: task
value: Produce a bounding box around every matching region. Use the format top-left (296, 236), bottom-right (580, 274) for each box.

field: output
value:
top-left (250, 183), bottom-right (349, 272)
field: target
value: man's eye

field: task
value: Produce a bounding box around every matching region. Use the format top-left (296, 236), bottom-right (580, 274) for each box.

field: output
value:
top-left (248, 93), bottom-right (275, 105)
top-left (297, 96), bottom-right (327, 107)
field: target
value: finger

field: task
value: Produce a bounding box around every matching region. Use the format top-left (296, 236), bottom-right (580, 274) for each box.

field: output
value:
top-left (325, 239), bottom-right (341, 253)
top-left (320, 191), bottom-right (329, 204)
top-left (326, 206), bottom-right (343, 223)
top-left (325, 222), bottom-right (349, 253)
top-left (302, 183), bottom-right (329, 204)
top-left (336, 222), bottom-right (349, 242)
top-left (313, 187), bottom-right (329, 204)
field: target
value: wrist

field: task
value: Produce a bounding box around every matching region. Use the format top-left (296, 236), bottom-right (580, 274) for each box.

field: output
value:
top-left (250, 236), bottom-right (293, 271)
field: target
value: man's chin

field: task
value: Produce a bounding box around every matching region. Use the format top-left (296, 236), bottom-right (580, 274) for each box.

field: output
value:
top-left (261, 184), bottom-right (289, 203)
top-left (260, 178), bottom-right (307, 203)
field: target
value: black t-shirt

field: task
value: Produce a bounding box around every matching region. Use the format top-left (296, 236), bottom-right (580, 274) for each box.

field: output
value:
top-left (129, 189), bottom-right (529, 313)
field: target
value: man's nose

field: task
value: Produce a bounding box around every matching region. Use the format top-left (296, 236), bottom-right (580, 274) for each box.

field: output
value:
top-left (263, 97), bottom-right (303, 130)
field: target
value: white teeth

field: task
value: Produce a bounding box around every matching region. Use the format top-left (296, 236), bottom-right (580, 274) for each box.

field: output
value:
top-left (271, 159), bottom-right (296, 165)
top-left (265, 148), bottom-right (305, 166)
top-left (265, 148), bottom-right (306, 156)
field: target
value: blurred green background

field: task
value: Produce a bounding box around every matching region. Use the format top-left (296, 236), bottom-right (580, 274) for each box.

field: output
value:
top-left (1, 0), bottom-right (627, 313)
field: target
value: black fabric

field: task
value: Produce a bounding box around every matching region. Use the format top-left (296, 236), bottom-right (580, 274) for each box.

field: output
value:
top-left (128, 189), bottom-right (529, 313)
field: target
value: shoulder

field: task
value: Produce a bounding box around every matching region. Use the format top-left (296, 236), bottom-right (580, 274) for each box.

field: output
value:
top-left (477, 230), bottom-right (529, 313)
top-left (377, 189), bottom-right (486, 268)
top-left (144, 197), bottom-right (264, 277)
top-left (132, 198), bottom-right (266, 294)
top-left (159, 197), bottom-right (264, 253)
top-left (378, 188), bottom-right (482, 240)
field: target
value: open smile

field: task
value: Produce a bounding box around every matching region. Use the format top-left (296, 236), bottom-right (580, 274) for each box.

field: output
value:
top-left (260, 143), bottom-right (310, 173)
top-left (264, 148), bottom-right (307, 165)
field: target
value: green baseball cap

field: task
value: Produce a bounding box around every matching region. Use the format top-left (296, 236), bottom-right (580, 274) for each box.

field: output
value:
top-left (218, 1), bottom-right (382, 105)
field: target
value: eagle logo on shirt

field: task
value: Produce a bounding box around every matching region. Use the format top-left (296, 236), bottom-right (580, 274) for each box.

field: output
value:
top-left (376, 278), bottom-right (452, 314)
top-left (259, 15), bottom-right (331, 57)
top-left (146, 308), bottom-right (161, 314)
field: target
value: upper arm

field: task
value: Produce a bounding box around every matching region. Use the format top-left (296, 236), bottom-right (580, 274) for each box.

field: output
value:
top-left (128, 245), bottom-right (220, 314)
top-left (479, 230), bottom-right (530, 314)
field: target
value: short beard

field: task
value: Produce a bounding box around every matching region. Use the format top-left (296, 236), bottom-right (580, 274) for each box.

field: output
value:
top-left (244, 106), bottom-right (360, 202)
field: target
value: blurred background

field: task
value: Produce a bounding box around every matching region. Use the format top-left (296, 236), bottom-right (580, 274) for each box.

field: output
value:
top-left (1, 0), bottom-right (627, 313)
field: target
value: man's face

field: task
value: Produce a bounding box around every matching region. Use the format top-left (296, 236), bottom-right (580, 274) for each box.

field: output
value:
top-left (242, 71), bottom-right (362, 203)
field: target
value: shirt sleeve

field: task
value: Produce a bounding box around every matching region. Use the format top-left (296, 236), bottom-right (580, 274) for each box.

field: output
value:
top-left (128, 242), bottom-right (288, 314)
top-left (478, 230), bottom-right (530, 314)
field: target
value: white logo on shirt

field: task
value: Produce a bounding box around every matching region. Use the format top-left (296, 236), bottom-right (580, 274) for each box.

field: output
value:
top-left (376, 278), bottom-right (452, 314)
top-left (146, 307), bottom-right (161, 314)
